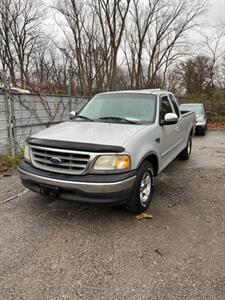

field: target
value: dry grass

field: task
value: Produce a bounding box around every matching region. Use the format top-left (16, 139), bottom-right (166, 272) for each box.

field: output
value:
top-left (0, 152), bottom-right (24, 172)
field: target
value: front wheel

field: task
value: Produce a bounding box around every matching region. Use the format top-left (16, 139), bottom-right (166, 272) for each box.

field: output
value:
top-left (125, 161), bottom-right (155, 213)
top-left (179, 134), bottom-right (192, 160)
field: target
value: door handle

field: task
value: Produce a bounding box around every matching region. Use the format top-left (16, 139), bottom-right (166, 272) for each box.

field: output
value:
top-left (174, 126), bottom-right (179, 132)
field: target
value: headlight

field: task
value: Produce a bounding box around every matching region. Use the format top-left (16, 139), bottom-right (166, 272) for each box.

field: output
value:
top-left (24, 144), bottom-right (31, 162)
top-left (93, 155), bottom-right (131, 171)
top-left (196, 117), bottom-right (206, 125)
top-left (197, 116), bottom-right (204, 122)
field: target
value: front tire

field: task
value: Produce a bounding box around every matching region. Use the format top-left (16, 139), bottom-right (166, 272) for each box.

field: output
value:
top-left (125, 161), bottom-right (154, 213)
top-left (179, 134), bottom-right (192, 160)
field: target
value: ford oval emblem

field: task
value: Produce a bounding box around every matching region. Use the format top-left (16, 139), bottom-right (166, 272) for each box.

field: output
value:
top-left (50, 157), bottom-right (62, 164)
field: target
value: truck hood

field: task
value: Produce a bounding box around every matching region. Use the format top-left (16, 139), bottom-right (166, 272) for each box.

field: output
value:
top-left (32, 121), bottom-right (147, 147)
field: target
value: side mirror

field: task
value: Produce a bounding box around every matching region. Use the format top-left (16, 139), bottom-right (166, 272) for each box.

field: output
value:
top-left (69, 111), bottom-right (77, 120)
top-left (163, 113), bottom-right (178, 125)
top-left (206, 111), bottom-right (210, 115)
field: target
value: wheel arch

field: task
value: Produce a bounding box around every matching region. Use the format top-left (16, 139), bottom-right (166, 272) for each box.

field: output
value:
top-left (138, 152), bottom-right (159, 176)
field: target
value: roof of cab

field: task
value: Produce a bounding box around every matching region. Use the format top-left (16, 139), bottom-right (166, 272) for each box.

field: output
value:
top-left (180, 103), bottom-right (204, 106)
top-left (97, 89), bottom-right (169, 96)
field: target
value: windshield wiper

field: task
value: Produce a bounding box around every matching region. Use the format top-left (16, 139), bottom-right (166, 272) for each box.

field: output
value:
top-left (98, 116), bottom-right (139, 124)
top-left (75, 115), bottom-right (94, 122)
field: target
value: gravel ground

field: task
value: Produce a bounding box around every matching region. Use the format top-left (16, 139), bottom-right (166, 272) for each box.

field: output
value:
top-left (0, 131), bottom-right (225, 300)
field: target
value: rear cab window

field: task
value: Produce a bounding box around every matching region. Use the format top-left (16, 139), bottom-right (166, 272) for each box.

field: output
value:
top-left (169, 94), bottom-right (180, 118)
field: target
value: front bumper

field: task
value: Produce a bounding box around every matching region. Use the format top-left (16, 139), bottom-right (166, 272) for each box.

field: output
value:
top-left (196, 123), bottom-right (207, 132)
top-left (18, 161), bottom-right (136, 205)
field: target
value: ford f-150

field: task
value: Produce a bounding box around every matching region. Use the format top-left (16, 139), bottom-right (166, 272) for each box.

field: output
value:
top-left (18, 89), bottom-right (196, 213)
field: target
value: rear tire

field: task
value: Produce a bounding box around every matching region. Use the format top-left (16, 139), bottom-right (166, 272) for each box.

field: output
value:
top-left (125, 161), bottom-right (154, 213)
top-left (179, 134), bottom-right (192, 160)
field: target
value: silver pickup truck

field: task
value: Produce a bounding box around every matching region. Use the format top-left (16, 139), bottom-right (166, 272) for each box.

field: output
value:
top-left (18, 89), bottom-right (196, 213)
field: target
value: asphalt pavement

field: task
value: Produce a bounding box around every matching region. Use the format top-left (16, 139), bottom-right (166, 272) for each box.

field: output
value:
top-left (0, 131), bottom-right (225, 300)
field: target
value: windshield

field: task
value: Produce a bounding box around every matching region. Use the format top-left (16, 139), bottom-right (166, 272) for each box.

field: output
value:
top-left (180, 104), bottom-right (204, 114)
top-left (77, 93), bottom-right (157, 124)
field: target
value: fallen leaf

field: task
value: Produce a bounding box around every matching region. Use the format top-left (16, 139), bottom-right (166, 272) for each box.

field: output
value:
top-left (136, 212), bottom-right (153, 220)
top-left (154, 249), bottom-right (163, 257)
top-left (163, 225), bottom-right (170, 230)
top-left (168, 203), bottom-right (177, 208)
top-left (208, 122), bottom-right (225, 130)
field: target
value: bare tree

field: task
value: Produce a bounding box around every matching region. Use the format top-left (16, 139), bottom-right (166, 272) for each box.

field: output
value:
top-left (147, 0), bottom-right (207, 87)
top-left (9, 0), bottom-right (45, 88)
top-left (200, 25), bottom-right (225, 88)
top-left (55, 0), bottom-right (131, 94)
top-left (56, 0), bottom-right (96, 95)
top-left (0, 0), bottom-right (45, 88)
top-left (0, 0), bottom-right (16, 84)
top-left (124, 0), bottom-right (161, 89)
top-left (122, 0), bottom-right (207, 90)
top-left (94, 0), bottom-right (131, 90)
top-left (1, 0), bottom-right (209, 95)
top-left (30, 46), bottom-right (71, 94)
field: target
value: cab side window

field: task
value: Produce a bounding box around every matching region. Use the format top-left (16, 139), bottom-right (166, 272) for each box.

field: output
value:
top-left (160, 96), bottom-right (173, 123)
top-left (169, 94), bottom-right (180, 117)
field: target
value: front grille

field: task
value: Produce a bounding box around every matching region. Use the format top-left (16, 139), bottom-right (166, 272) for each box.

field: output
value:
top-left (30, 146), bottom-right (90, 175)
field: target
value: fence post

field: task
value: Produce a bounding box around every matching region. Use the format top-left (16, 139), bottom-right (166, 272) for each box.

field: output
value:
top-left (10, 94), bottom-right (18, 154)
top-left (3, 72), bottom-right (16, 156)
top-left (68, 67), bottom-right (73, 114)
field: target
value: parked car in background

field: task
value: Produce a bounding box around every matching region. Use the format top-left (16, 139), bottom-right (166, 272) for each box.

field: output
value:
top-left (180, 103), bottom-right (208, 135)
top-left (18, 89), bottom-right (196, 213)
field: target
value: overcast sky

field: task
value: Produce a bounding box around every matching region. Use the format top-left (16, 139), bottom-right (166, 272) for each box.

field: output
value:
top-left (208, 0), bottom-right (225, 24)
top-left (46, 1), bottom-right (225, 36)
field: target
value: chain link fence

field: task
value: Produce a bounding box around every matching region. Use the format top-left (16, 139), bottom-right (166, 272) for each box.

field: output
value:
top-left (0, 93), bottom-right (88, 155)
